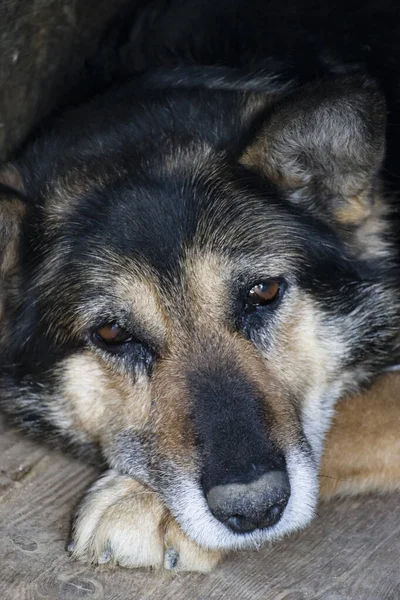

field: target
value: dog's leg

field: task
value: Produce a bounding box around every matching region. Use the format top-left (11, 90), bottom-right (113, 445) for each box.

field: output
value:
top-left (320, 372), bottom-right (400, 498)
top-left (69, 470), bottom-right (223, 572)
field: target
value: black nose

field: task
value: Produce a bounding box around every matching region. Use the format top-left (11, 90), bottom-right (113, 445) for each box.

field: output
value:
top-left (206, 469), bottom-right (290, 534)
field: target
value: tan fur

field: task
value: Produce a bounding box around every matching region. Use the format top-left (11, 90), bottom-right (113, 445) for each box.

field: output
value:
top-left (59, 352), bottom-right (153, 445)
top-left (71, 470), bottom-right (222, 571)
top-left (150, 311), bottom-right (307, 461)
top-left (241, 141), bottom-right (385, 236)
top-left (179, 254), bottom-right (337, 451)
top-left (38, 251), bottom-right (169, 342)
top-left (352, 193), bottom-right (392, 261)
top-left (55, 253), bottom-right (346, 461)
top-left (0, 163), bottom-right (25, 193)
top-left (334, 191), bottom-right (373, 225)
top-left (184, 251), bottom-right (231, 325)
top-left (255, 291), bottom-right (345, 452)
top-left (114, 272), bottom-right (168, 341)
top-left (240, 139), bottom-right (304, 189)
top-left (320, 372), bottom-right (400, 498)
top-left (70, 372), bottom-right (400, 572)
top-left (54, 251), bottom-right (314, 460)
top-left (44, 174), bottom-right (91, 225)
top-left (268, 294), bottom-right (337, 393)
top-left (43, 243), bottom-right (399, 571)
top-left (240, 80), bottom-right (386, 250)
top-left (161, 142), bottom-right (214, 178)
top-left (44, 165), bottom-right (127, 226)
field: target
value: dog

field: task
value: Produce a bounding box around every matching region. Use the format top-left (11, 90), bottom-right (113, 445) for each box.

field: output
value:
top-left (0, 0), bottom-right (400, 572)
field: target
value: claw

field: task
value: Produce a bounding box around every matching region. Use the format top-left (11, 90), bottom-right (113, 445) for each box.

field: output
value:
top-left (98, 542), bottom-right (113, 565)
top-left (67, 540), bottom-right (76, 553)
top-left (164, 547), bottom-right (179, 570)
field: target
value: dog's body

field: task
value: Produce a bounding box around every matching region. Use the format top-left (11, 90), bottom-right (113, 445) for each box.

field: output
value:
top-left (0, 0), bottom-right (400, 571)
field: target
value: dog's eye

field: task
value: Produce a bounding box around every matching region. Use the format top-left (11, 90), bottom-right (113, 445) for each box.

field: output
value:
top-left (246, 281), bottom-right (281, 307)
top-left (91, 322), bottom-right (155, 371)
top-left (94, 322), bottom-right (132, 346)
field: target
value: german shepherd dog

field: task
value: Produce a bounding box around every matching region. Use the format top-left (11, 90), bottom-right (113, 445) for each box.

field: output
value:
top-left (1, 0), bottom-right (400, 572)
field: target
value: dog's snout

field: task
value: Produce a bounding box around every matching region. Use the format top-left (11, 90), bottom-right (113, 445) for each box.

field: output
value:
top-left (206, 470), bottom-right (290, 534)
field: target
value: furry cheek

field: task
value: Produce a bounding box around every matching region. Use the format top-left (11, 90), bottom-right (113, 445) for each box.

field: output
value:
top-left (54, 352), bottom-right (153, 446)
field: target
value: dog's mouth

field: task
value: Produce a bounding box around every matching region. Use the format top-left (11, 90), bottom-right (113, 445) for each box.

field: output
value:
top-left (162, 447), bottom-right (319, 551)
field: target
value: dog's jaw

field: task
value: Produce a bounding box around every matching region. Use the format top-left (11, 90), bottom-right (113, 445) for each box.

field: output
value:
top-left (162, 447), bottom-right (318, 551)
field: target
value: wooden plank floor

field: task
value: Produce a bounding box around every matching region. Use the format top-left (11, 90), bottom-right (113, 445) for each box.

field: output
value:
top-left (0, 416), bottom-right (399, 600)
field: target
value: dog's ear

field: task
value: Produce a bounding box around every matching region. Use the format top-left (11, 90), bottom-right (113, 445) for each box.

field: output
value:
top-left (0, 164), bottom-right (26, 277)
top-left (241, 77), bottom-right (386, 226)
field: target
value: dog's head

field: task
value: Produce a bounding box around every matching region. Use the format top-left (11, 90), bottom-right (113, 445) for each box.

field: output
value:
top-left (1, 74), bottom-right (398, 550)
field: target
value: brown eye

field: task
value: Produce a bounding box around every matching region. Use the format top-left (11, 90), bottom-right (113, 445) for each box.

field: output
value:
top-left (247, 281), bottom-right (281, 307)
top-left (92, 322), bottom-right (155, 370)
top-left (95, 322), bottom-right (132, 345)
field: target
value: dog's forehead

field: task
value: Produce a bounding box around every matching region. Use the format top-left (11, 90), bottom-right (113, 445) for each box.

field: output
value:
top-left (57, 161), bottom-right (303, 273)
top-left (36, 85), bottom-right (310, 278)
top-left (102, 250), bottom-right (233, 331)
top-left (45, 170), bottom-right (306, 334)
top-left (36, 115), bottom-right (355, 331)
top-left (39, 150), bottom-right (337, 325)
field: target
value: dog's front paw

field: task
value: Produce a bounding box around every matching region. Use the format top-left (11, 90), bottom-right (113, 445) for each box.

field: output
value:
top-left (69, 470), bottom-right (222, 572)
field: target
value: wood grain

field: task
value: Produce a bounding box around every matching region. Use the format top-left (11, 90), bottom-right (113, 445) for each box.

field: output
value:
top-left (0, 416), bottom-right (399, 600)
top-left (0, 0), bottom-right (131, 161)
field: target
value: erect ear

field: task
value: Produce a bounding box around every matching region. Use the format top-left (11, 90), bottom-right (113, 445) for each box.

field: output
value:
top-left (241, 77), bottom-right (386, 226)
top-left (0, 164), bottom-right (26, 277)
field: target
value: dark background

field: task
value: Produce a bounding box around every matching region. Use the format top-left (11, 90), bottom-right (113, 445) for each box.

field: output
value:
top-left (0, 0), bottom-right (133, 161)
